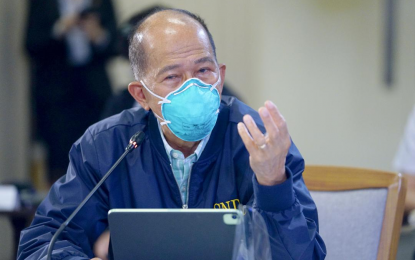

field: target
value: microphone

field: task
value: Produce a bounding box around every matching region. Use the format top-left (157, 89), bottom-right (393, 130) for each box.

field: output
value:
top-left (46, 131), bottom-right (145, 260)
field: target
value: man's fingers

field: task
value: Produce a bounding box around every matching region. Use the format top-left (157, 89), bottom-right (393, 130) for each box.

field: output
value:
top-left (242, 115), bottom-right (266, 146)
top-left (265, 101), bottom-right (289, 138)
top-left (237, 122), bottom-right (256, 154)
top-left (258, 107), bottom-right (278, 141)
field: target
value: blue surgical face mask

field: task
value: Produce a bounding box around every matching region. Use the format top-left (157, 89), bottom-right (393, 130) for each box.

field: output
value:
top-left (140, 76), bottom-right (221, 142)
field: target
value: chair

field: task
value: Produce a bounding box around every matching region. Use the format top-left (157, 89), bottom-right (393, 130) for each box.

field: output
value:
top-left (303, 165), bottom-right (406, 260)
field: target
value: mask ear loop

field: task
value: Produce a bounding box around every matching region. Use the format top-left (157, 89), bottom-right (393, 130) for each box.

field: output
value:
top-left (139, 80), bottom-right (172, 125)
top-left (154, 113), bottom-right (171, 126)
top-left (210, 75), bottom-right (221, 91)
top-left (209, 75), bottom-right (221, 114)
top-left (140, 80), bottom-right (171, 105)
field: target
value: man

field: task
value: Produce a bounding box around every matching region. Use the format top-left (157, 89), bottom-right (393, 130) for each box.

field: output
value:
top-left (18, 8), bottom-right (326, 260)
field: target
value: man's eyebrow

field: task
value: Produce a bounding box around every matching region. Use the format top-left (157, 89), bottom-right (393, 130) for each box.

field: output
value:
top-left (195, 57), bottom-right (215, 65)
top-left (157, 64), bottom-right (181, 78)
top-left (156, 57), bottom-right (215, 78)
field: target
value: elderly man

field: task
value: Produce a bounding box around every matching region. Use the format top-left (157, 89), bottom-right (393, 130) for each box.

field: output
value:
top-left (18, 8), bottom-right (326, 260)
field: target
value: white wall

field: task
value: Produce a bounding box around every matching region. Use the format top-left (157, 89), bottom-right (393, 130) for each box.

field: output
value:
top-left (111, 0), bottom-right (415, 171)
top-left (252, 0), bottom-right (415, 170)
top-left (0, 0), bottom-right (29, 183)
top-left (0, 0), bottom-right (28, 258)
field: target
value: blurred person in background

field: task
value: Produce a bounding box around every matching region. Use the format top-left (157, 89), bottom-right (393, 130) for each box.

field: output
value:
top-left (25, 0), bottom-right (117, 184)
top-left (394, 105), bottom-right (415, 260)
top-left (394, 106), bottom-right (415, 213)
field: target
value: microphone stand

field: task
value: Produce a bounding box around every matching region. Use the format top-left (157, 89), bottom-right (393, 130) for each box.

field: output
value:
top-left (46, 131), bottom-right (145, 260)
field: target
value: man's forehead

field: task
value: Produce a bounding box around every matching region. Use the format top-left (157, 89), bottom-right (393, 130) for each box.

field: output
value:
top-left (138, 11), bottom-right (212, 61)
top-left (140, 10), bottom-right (201, 36)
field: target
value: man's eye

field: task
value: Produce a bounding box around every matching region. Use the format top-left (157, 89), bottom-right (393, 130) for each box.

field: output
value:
top-left (165, 75), bottom-right (177, 80)
top-left (199, 68), bottom-right (209, 73)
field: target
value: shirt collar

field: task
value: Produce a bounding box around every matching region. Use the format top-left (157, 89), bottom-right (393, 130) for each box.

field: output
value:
top-left (157, 121), bottom-right (210, 161)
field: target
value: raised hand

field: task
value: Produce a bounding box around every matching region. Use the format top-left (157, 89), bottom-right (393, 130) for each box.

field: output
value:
top-left (237, 101), bottom-right (291, 186)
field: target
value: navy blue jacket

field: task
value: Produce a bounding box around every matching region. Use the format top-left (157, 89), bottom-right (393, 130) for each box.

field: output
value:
top-left (18, 97), bottom-right (326, 259)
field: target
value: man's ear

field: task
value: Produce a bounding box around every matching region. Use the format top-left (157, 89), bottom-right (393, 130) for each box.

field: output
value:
top-left (218, 64), bottom-right (227, 95)
top-left (128, 81), bottom-right (151, 111)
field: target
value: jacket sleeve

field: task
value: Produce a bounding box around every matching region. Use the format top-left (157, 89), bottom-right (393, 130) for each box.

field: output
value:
top-left (17, 129), bottom-right (109, 260)
top-left (237, 141), bottom-right (327, 260)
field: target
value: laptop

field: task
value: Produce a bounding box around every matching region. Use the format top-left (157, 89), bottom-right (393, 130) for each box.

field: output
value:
top-left (108, 208), bottom-right (242, 260)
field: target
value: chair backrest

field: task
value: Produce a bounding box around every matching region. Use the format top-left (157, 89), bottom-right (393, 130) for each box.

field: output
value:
top-left (303, 165), bottom-right (406, 260)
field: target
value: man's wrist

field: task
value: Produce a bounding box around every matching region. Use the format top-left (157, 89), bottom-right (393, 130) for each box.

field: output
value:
top-left (253, 167), bottom-right (295, 212)
top-left (256, 162), bottom-right (287, 186)
top-left (256, 170), bottom-right (287, 186)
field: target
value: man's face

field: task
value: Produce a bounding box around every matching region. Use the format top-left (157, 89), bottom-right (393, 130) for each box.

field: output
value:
top-left (131, 12), bottom-right (226, 117)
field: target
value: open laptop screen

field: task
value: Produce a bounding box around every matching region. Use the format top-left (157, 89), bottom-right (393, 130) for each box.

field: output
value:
top-left (108, 209), bottom-right (242, 260)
